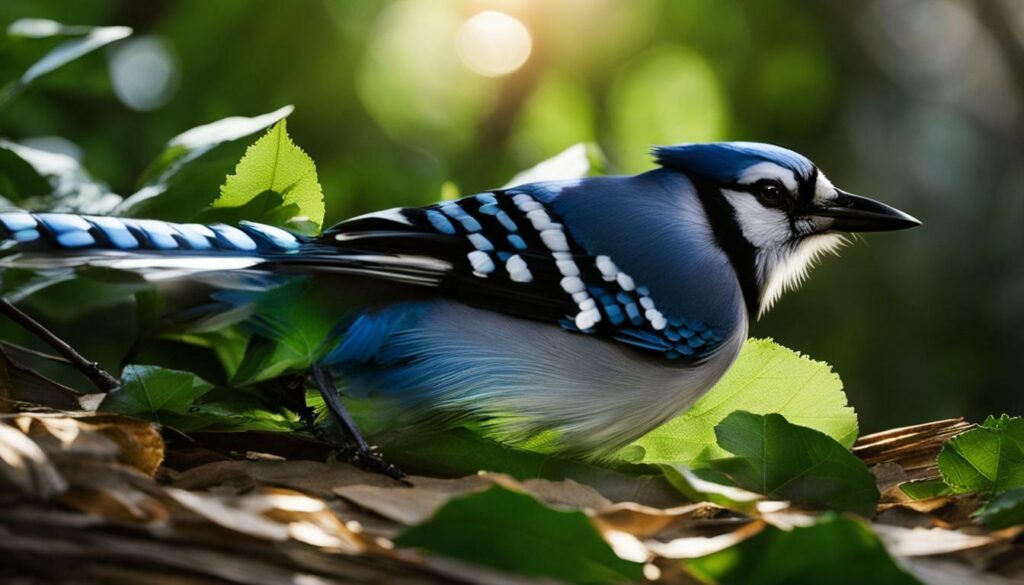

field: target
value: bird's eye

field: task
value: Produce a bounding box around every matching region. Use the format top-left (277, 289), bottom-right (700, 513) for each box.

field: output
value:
top-left (755, 181), bottom-right (786, 207)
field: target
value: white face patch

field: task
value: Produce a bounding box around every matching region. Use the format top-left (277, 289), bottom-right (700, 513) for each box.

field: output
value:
top-left (721, 175), bottom-right (846, 318)
top-left (721, 189), bottom-right (792, 250)
top-left (813, 171), bottom-right (838, 205)
top-left (737, 162), bottom-right (799, 192)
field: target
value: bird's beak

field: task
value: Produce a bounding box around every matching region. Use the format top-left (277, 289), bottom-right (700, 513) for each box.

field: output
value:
top-left (810, 190), bottom-right (921, 232)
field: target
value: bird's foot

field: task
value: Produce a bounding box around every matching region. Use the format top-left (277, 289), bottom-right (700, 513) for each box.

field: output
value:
top-left (349, 446), bottom-right (407, 483)
top-left (307, 364), bottom-right (408, 483)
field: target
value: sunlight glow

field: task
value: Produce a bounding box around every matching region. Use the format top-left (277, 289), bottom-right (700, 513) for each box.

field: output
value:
top-left (456, 11), bottom-right (532, 77)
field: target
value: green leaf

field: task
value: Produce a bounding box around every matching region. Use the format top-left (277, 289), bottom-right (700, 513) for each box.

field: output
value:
top-left (627, 338), bottom-right (857, 465)
top-left (937, 414), bottom-right (1024, 496)
top-left (18, 269), bottom-right (150, 322)
top-left (394, 485), bottom-right (643, 584)
top-left (99, 364), bottom-right (297, 433)
top-left (0, 139), bottom-right (121, 213)
top-left (974, 487), bottom-right (1024, 529)
top-left (18, 26), bottom-right (132, 86)
top-left (377, 425), bottom-right (673, 501)
top-left (231, 281), bottom-right (342, 386)
top-left (212, 118), bottom-right (324, 232)
top-left (116, 106), bottom-right (293, 221)
top-left (898, 479), bottom-right (953, 501)
top-left (686, 513), bottom-right (921, 585)
top-left (100, 365), bottom-right (214, 423)
top-left (1, 20), bottom-right (131, 109)
top-left (0, 144), bottom-right (50, 201)
top-left (660, 464), bottom-right (762, 512)
top-left (163, 328), bottom-right (251, 380)
top-left (159, 395), bottom-right (301, 434)
top-left (707, 412), bottom-right (879, 516)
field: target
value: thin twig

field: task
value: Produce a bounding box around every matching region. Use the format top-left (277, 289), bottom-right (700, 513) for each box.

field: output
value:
top-left (0, 340), bottom-right (70, 364)
top-left (0, 298), bottom-right (119, 392)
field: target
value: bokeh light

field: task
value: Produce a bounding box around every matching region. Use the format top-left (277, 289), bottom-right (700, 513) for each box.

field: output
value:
top-left (357, 0), bottom-right (493, 150)
top-left (108, 36), bottom-right (179, 111)
top-left (456, 11), bottom-right (532, 77)
top-left (609, 47), bottom-right (728, 172)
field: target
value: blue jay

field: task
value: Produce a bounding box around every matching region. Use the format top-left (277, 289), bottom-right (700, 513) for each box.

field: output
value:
top-left (0, 142), bottom-right (919, 476)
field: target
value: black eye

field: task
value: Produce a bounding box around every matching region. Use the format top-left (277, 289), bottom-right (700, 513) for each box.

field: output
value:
top-left (755, 181), bottom-right (786, 207)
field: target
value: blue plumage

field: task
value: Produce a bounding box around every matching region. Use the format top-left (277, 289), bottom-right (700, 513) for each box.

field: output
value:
top-left (653, 142), bottom-right (816, 182)
top-left (0, 142), bottom-right (920, 458)
top-left (0, 212), bottom-right (304, 254)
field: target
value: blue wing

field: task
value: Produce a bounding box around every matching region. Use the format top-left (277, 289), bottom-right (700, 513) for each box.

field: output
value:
top-left (316, 187), bottom-right (724, 361)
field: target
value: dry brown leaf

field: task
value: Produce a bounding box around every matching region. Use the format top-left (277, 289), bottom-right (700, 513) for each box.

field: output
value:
top-left (593, 501), bottom-right (724, 539)
top-left (645, 519), bottom-right (767, 559)
top-left (164, 486), bottom-right (294, 542)
top-left (0, 420), bottom-right (66, 499)
top-left (855, 418), bottom-right (974, 482)
top-left (172, 459), bottom-right (399, 499)
top-left (521, 477), bottom-right (612, 509)
top-left (246, 488), bottom-right (365, 553)
top-left (6, 411), bottom-right (164, 476)
top-left (2, 392), bottom-right (1018, 585)
top-left (59, 486), bottom-right (160, 523)
top-left (0, 346), bottom-right (82, 411)
top-left (56, 457), bottom-right (168, 523)
top-left (334, 472), bottom-right (612, 529)
top-left (904, 557), bottom-right (1024, 585)
top-left (872, 461), bottom-right (912, 503)
top-left (334, 473), bottom-right (514, 526)
top-left (84, 415), bottom-right (164, 476)
top-left (874, 524), bottom-right (997, 557)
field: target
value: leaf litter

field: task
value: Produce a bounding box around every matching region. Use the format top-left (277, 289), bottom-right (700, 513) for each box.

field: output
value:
top-left (2, 393), bottom-right (1023, 585)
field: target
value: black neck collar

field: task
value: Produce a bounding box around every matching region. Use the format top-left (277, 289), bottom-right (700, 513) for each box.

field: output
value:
top-left (691, 177), bottom-right (761, 318)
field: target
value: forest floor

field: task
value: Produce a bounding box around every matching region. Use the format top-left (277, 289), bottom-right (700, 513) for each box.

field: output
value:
top-left (2, 392), bottom-right (1022, 584)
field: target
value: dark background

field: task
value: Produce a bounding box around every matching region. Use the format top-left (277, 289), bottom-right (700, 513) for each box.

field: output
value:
top-left (1, 0), bottom-right (1022, 432)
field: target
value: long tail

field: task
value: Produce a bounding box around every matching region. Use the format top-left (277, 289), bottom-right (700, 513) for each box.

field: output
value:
top-left (0, 211), bottom-right (301, 277)
top-left (0, 211), bottom-right (448, 286)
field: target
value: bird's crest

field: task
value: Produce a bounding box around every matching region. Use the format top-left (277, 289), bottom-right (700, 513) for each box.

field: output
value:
top-left (652, 142), bottom-right (815, 183)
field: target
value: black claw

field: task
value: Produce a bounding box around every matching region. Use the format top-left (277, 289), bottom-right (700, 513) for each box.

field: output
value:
top-left (354, 448), bottom-right (407, 482)
top-left (307, 364), bottom-right (407, 482)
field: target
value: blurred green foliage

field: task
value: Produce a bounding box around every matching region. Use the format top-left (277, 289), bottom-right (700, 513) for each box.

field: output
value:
top-left (0, 0), bottom-right (1022, 432)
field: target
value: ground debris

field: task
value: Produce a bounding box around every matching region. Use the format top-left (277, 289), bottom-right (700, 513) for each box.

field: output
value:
top-left (1, 400), bottom-right (1021, 584)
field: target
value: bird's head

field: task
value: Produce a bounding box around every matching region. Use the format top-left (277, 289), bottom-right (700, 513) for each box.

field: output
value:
top-left (654, 142), bottom-right (920, 317)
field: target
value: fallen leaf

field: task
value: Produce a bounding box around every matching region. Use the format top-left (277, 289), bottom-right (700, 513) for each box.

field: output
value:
top-left (685, 513), bottom-right (921, 585)
top-left (660, 464), bottom-right (763, 512)
top-left (335, 474), bottom-right (497, 526)
top-left (647, 520), bottom-right (766, 559)
top-left (164, 487), bottom-right (292, 542)
top-left (172, 459), bottom-right (397, 499)
top-left (707, 412), bottom-right (880, 516)
top-left (521, 477), bottom-right (612, 510)
top-left (394, 485), bottom-right (644, 584)
top-left (593, 501), bottom-right (723, 539)
top-left (938, 415), bottom-right (1024, 496)
top-left (0, 420), bottom-right (66, 498)
top-left (873, 524), bottom-right (996, 556)
top-left (974, 487), bottom-right (1024, 530)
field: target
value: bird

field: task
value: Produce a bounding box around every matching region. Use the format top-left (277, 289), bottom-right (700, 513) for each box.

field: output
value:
top-left (0, 142), bottom-right (920, 477)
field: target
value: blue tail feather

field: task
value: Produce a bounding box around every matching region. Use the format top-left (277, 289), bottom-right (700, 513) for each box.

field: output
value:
top-left (0, 212), bottom-right (304, 255)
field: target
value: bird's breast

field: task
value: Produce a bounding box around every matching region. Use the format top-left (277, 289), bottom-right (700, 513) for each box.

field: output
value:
top-left (341, 300), bottom-right (747, 456)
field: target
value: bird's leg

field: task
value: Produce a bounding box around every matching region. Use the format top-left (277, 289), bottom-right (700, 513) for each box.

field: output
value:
top-left (273, 374), bottom-right (329, 440)
top-left (0, 298), bottom-right (120, 392)
top-left (309, 364), bottom-right (405, 481)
